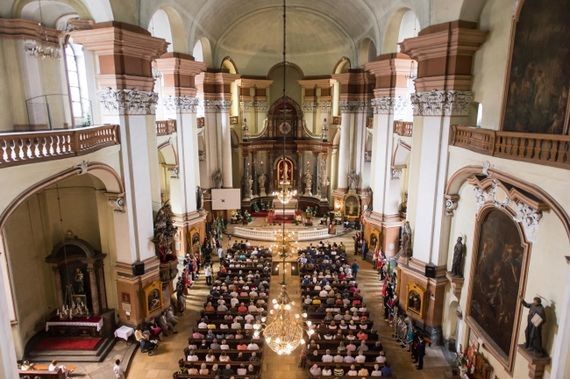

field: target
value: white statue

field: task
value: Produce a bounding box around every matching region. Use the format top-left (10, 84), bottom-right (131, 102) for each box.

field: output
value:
top-left (258, 173), bottom-right (267, 196)
top-left (348, 170), bottom-right (359, 191)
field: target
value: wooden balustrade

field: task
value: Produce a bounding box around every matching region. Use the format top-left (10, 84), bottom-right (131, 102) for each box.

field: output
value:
top-left (451, 125), bottom-right (569, 170)
top-left (394, 121), bottom-right (413, 137)
top-left (156, 119), bottom-right (177, 136)
top-left (0, 124), bottom-right (120, 168)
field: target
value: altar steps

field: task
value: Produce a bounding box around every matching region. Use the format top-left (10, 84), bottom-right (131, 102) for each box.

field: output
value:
top-left (26, 336), bottom-right (116, 362)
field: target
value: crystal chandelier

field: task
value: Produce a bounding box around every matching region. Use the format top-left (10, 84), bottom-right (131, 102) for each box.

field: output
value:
top-left (263, 285), bottom-right (306, 355)
top-left (272, 230), bottom-right (297, 260)
top-left (272, 184), bottom-right (297, 205)
top-left (24, 0), bottom-right (61, 59)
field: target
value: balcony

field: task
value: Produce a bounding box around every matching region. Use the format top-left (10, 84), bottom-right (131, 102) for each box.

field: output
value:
top-left (451, 125), bottom-right (569, 170)
top-left (156, 119), bottom-right (177, 136)
top-left (394, 121), bottom-right (413, 137)
top-left (0, 124), bottom-right (120, 168)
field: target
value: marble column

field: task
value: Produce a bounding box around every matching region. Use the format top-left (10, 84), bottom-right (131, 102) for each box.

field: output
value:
top-left (72, 22), bottom-right (168, 325)
top-left (0, 255), bottom-right (18, 378)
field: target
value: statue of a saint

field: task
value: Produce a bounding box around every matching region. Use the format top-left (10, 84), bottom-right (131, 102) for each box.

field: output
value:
top-left (258, 173), bottom-right (267, 196)
top-left (211, 169), bottom-right (223, 189)
top-left (399, 221), bottom-right (412, 257)
top-left (74, 268), bottom-right (85, 294)
top-left (520, 296), bottom-right (547, 355)
top-left (281, 162), bottom-right (290, 183)
top-left (451, 237), bottom-right (465, 276)
top-left (304, 162), bottom-right (312, 196)
top-left (347, 170), bottom-right (359, 191)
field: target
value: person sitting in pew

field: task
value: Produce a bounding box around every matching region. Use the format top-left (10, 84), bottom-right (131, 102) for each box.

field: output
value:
top-left (187, 364), bottom-right (199, 375)
top-left (333, 365), bottom-right (344, 377)
top-left (187, 350), bottom-right (199, 362)
top-left (199, 363), bottom-right (209, 375)
top-left (347, 364), bottom-right (358, 376)
top-left (322, 366), bottom-right (332, 376)
top-left (236, 363), bottom-right (247, 376)
top-left (370, 363), bottom-right (382, 376)
top-left (309, 363), bottom-right (322, 376)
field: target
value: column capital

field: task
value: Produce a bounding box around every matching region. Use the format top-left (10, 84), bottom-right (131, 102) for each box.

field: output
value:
top-left (163, 95), bottom-right (199, 113)
top-left (97, 87), bottom-right (158, 115)
top-left (400, 20), bottom-right (487, 92)
top-left (411, 90), bottom-right (473, 116)
top-left (202, 99), bottom-right (232, 113)
top-left (71, 22), bottom-right (168, 92)
top-left (371, 96), bottom-right (411, 115)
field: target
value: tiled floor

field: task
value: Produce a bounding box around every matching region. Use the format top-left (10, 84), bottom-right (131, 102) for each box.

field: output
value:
top-left (81, 226), bottom-right (453, 378)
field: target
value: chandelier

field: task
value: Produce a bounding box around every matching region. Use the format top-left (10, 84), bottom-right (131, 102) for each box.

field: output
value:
top-left (272, 230), bottom-right (297, 260)
top-left (263, 286), bottom-right (306, 355)
top-left (24, 0), bottom-right (61, 59)
top-left (272, 184), bottom-right (297, 205)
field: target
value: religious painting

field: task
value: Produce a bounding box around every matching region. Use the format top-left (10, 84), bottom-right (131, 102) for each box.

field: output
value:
top-left (343, 194), bottom-right (360, 220)
top-left (502, 0), bottom-right (570, 134)
top-left (406, 283), bottom-right (425, 318)
top-left (369, 231), bottom-right (379, 252)
top-left (145, 281), bottom-right (162, 315)
top-left (468, 209), bottom-right (524, 361)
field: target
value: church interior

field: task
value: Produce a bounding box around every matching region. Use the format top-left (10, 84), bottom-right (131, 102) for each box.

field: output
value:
top-left (0, 0), bottom-right (568, 378)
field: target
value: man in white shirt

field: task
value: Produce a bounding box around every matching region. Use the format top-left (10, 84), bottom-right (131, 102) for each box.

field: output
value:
top-left (113, 359), bottom-right (125, 379)
top-left (376, 351), bottom-right (387, 364)
top-left (247, 342), bottom-right (260, 350)
top-left (321, 349), bottom-right (333, 362)
top-left (333, 353), bottom-right (344, 363)
top-left (343, 352), bottom-right (355, 363)
top-left (198, 320), bottom-right (208, 329)
top-left (187, 351), bottom-right (199, 361)
top-left (355, 352), bottom-right (366, 363)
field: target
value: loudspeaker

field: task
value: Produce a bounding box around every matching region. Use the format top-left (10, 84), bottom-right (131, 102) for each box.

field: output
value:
top-left (425, 264), bottom-right (436, 278)
top-left (132, 261), bottom-right (145, 276)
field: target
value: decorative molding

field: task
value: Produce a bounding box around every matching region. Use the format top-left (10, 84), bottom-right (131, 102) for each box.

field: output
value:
top-left (445, 194), bottom-right (460, 216)
top-left (75, 160), bottom-right (89, 175)
top-left (97, 88), bottom-right (158, 115)
top-left (391, 166), bottom-right (403, 179)
top-left (339, 100), bottom-right (368, 113)
top-left (202, 99), bottom-right (232, 112)
top-left (168, 166), bottom-right (180, 179)
top-left (393, 121), bottom-right (413, 137)
top-left (106, 193), bottom-right (126, 213)
top-left (513, 201), bottom-right (543, 243)
top-left (371, 96), bottom-right (410, 115)
top-left (445, 272), bottom-right (465, 300)
top-left (240, 100), bottom-right (268, 112)
top-left (319, 101), bottom-right (332, 112)
top-left (162, 96), bottom-right (198, 113)
top-left (411, 90), bottom-right (473, 116)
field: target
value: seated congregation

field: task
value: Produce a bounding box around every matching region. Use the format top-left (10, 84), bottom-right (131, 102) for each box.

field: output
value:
top-left (174, 243), bottom-right (272, 378)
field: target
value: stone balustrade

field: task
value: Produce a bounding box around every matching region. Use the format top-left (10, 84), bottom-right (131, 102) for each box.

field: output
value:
top-left (0, 124), bottom-right (120, 168)
top-left (156, 119), bottom-right (177, 136)
top-left (393, 121), bottom-right (413, 137)
top-left (451, 125), bottom-right (569, 170)
top-left (232, 226), bottom-right (332, 242)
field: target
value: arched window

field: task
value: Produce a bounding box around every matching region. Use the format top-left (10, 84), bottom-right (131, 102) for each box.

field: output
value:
top-left (65, 43), bottom-right (90, 126)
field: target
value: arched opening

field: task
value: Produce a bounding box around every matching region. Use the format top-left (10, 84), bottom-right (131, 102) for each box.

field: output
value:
top-left (220, 56), bottom-right (238, 74)
top-left (358, 38), bottom-right (377, 66)
top-left (192, 37), bottom-right (213, 68)
top-left (148, 9), bottom-right (173, 52)
top-left (220, 57), bottom-right (240, 116)
top-left (331, 57), bottom-right (351, 116)
top-left (1, 170), bottom-right (122, 357)
top-left (382, 8), bottom-right (420, 53)
top-left (267, 62), bottom-right (304, 110)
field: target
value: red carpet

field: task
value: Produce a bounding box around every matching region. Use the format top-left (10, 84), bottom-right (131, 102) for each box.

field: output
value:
top-left (33, 337), bottom-right (103, 351)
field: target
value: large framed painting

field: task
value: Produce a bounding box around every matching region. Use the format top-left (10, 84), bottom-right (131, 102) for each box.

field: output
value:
top-left (145, 281), bottom-right (163, 316)
top-left (501, 0), bottom-right (570, 134)
top-left (466, 208), bottom-right (528, 369)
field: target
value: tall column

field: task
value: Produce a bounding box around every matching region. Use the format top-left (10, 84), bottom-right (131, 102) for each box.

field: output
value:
top-left (72, 22), bottom-right (169, 326)
top-left (155, 52), bottom-right (207, 254)
top-left (332, 71), bottom-right (373, 192)
top-left (0, 252), bottom-right (18, 378)
top-left (196, 72), bottom-right (240, 189)
top-left (363, 53), bottom-right (413, 257)
top-left (396, 21), bottom-right (486, 342)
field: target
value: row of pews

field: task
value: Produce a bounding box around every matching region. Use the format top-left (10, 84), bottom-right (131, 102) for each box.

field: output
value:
top-left (299, 243), bottom-right (393, 378)
top-left (173, 244), bottom-right (272, 379)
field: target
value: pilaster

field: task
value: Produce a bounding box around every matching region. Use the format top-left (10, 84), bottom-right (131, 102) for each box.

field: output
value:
top-left (196, 71), bottom-right (240, 188)
top-left (237, 77), bottom-right (272, 135)
top-left (298, 78), bottom-right (333, 137)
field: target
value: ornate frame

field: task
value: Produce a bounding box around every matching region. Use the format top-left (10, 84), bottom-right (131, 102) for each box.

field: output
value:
top-left (145, 280), bottom-right (163, 316)
top-left (465, 204), bottom-right (531, 372)
top-left (406, 282), bottom-right (426, 318)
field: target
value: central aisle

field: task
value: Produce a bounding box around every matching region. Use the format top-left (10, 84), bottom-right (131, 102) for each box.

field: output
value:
top-left (260, 248), bottom-right (306, 379)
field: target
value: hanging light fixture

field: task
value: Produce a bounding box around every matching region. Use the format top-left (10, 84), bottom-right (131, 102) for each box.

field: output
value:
top-left (24, 0), bottom-right (61, 59)
top-left (263, 0), bottom-right (305, 356)
top-left (264, 285), bottom-right (306, 355)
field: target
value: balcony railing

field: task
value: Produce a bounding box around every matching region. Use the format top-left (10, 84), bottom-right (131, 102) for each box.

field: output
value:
top-left (156, 119), bottom-right (177, 136)
top-left (394, 121), bottom-right (413, 137)
top-left (0, 124), bottom-right (120, 168)
top-left (451, 125), bottom-right (569, 170)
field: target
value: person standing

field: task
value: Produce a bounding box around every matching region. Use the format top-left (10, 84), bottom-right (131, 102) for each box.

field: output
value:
top-left (204, 264), bottom-right (212, 285)
top-left (113, 359), bottom-right (125, 379)
top-left (416, 338), bottom-right (426, 370)
top-left (351, 261), bottom-right (360, 279)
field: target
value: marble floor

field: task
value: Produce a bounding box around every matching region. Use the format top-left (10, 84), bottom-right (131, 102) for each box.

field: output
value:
top-left (75, 228), bottom-right (453, 378)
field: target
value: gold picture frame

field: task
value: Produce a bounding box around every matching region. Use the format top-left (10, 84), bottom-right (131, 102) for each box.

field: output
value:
top-left (145, 280), bottom-right (162, 316)
top-left (406, 283), bottom-right (426, 318)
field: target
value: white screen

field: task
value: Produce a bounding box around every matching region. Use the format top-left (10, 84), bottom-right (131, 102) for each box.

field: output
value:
top-left (211, 188), bottom-right (241, 210)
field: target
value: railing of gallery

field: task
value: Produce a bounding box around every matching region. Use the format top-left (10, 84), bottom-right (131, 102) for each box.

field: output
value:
top-left (451, 125), bottom-right (569, 170)
top-left (232, 226), bottom-right (331, 242)
top-left (156, 119), bottom-right (177, 136)
top-left (0, 124), bottom-right (120, 168)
